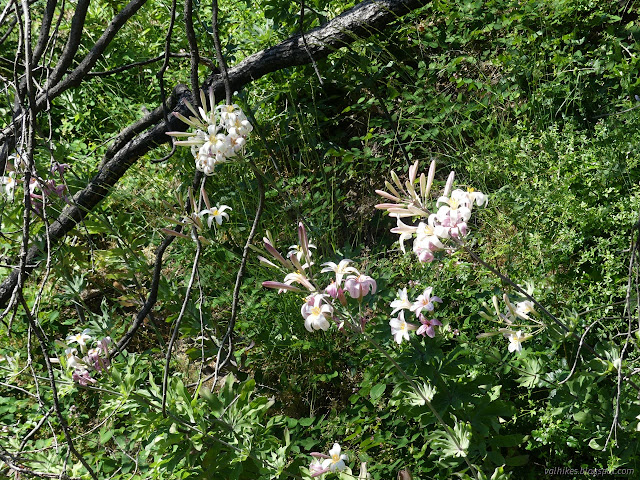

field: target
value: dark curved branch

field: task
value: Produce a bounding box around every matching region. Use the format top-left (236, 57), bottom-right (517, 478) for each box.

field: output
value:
top-left (0, 0), bottom-right (426, 307)
top-left (31, 0), bottom-right (57, 65)
top-left (46, 0), bottom-right (90, 87)
top-left (0, 16), bottom-right (17, 48)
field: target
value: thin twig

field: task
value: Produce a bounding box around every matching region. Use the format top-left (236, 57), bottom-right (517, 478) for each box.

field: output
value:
top-left (157, 0), bottom-right (178, 126)
top-left (299, 0), bottom-right (324, 84)
top-left (211, 0), bottom-right (231, 104)
top-left (161, 227), bottom-right (202, 416)
top-left (558, 319), bottom-right (599, 385)
top-left (213, 166), bottom-right (265, 386)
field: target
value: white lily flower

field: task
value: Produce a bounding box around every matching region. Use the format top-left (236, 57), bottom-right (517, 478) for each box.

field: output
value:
top-left (283, 272), bottom-right (315, 292)
top-left (66, 329), bottom-right (93, 353)
top-left (321, 443), bottom-right (348, 472)
top-left (199, 205), bottom-right (231, 227)
top-left (390, 288), bottom-right (413, 314)
top-left (167, 90), bottom-right (252, 173)
top-left (64, 347), bottom-right (84, 370)
top-left (1, 172), bottom-right (16, 201)
top-left (506, 330), bottom-right (526, 354)
top-left (301, 294), bottom-right (332, 332)
top-left (389, 311), bottom-right (417, 344)
top-left (288, 242), bottom-right (316, 262)
top-left (198, 205), bottom-right (233, 228)
top-left (516, 300), bottom-right (536, 319)
top-left (321, 259), bottom-right (359, 286)
top-left (390, 218), bottom-right (417, 253)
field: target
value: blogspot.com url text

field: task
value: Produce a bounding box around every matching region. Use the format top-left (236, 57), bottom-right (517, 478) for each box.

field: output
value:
top-left (545, 467), bottom-right (634, 476)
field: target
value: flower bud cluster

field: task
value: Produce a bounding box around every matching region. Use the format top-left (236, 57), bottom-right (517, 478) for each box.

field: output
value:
top-left (60, 329), bottom-right (112, 386)
top-left (375, 159), bottom-right (487, 263)
top-left (389, 287), bottom-right (443, 343)
top-left (167, 89), bottom-right (253, 175)
top-left (260, 223), bottom-right (377, 333)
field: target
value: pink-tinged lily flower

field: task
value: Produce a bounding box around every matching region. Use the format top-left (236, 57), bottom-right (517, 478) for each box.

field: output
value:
top-left (72, 368), bottom-right (96, 386)
top-left (50, 162), bottom-right (70, 176)
top-left (390, 288), bottom-right (413, 314)
top-left (389, 311), bottom-right (417, 344)
top-left (263, 238), bottom-right (293, 270)
top-left (344, 274), bottom-right (377, 299)
top-left (85, 337), bottom-right (111, 373)
top-left (443, 170), bottom-right (455, 197)
top-left (288, 251), bottom-right (312, 274)
top-left (416, 218), bottom-right (446, 246)
top-left (412, 237), bottom-right (441, 263)
top-left (412, 219), bottom-right (446, 262)
top-left (375, 160), bottom-right (438, 215)
top-left (321, 259), bottom-right (359, 286)
top-left (416, 315), bottom-right (442, 338)
top-left (301, 294), bottom-right (333, 332)
top-left (325, 280), bottom-right (347, 306)
top-left (435, 198), bottom-right (472, 224)
top-left (309, 459), bottom-right (329, 477)
top-left (291, 221), bottom-right (315, 262)
top-left (410, 287), bottom-right (442, 316)
top-left (86, 348), bottom-right (107, 373)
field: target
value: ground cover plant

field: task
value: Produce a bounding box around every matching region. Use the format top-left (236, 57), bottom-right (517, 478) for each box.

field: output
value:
top-left (1, 0), bottom-right (640, 478)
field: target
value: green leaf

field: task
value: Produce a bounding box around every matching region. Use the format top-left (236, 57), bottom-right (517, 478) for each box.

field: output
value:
top-left (99, 427), bottom-right (114, 444)
top-left (370, 383), bottom-right (386, 402)
top-left (299, 417), bottom-right (315, 427)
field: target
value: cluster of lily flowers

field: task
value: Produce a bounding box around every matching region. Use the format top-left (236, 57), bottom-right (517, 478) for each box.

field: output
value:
top-left (167, 88), bottom-right (253, 175)
top-left (389, 287), bottom-right (443, 343)
top-left (58, 329), bottom-right (111, 386)
top-left (375, 159), bottom-right (487, 262)
top-left (476, 293), bottom-right (545, 354)
top-left (260, 223), bottom-right (376, 333)
top-left (1, 150), bottom-right (70, 212)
